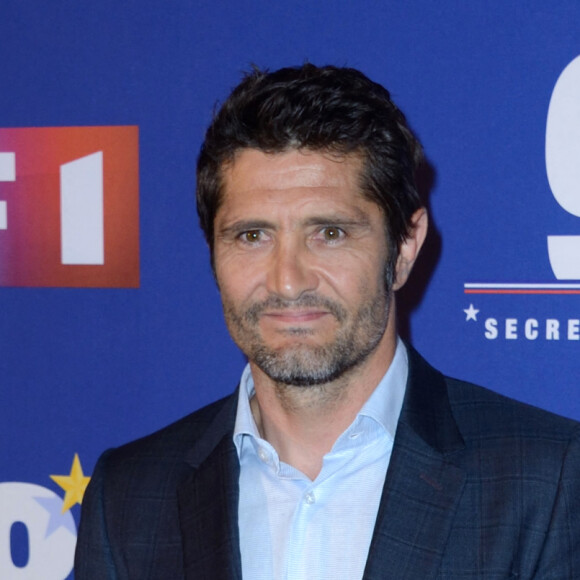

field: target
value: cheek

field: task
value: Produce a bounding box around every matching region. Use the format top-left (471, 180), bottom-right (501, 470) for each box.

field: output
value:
top-left (215, 253), bottom-right (264, 305)
top-left (320, 253), bottom-right (385, 296)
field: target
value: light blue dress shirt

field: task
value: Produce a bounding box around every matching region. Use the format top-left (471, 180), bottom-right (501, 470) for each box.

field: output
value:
top-left (233, 339), bottom-right (408, 580)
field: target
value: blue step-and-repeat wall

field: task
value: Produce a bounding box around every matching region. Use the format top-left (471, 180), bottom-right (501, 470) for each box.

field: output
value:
top-left (1, 2), bottom-right (579, 577)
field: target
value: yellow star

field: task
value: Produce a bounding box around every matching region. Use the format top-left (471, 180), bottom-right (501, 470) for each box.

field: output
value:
top-left (50, 453), bottom-right (91, 514)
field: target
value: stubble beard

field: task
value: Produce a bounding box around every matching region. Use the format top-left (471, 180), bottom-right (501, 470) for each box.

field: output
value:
top-left (221, 279), bottom-right (392, 388)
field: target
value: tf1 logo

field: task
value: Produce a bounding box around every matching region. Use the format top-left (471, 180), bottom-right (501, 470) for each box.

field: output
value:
top-left (0, 126), bottom-right (139, 288)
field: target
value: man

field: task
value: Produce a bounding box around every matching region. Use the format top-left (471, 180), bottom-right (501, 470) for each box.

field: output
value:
top-left (76, 64), bottom-right (580, 579)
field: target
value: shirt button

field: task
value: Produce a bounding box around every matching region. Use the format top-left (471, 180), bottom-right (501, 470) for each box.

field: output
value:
top-left (257, 447), bottom-right (269, 463)
top-left (349, 432), bottom-right (361, 439)
top-left (304, 492), bottom-right (315, 505)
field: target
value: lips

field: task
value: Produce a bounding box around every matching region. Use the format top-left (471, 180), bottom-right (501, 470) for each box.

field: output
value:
top-left (262, 310), bottom-right (330, 324)
top-left (243, 295), bottom-right (347, 325)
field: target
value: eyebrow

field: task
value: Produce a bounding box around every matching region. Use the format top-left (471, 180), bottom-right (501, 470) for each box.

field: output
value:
top-left (301, 214), bottom-right (372, 229)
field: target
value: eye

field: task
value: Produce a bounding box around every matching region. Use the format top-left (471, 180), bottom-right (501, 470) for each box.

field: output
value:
top-left (321, 226), bottom-right (344, 242)
top-left (240, 230), bottom-right (262, 243)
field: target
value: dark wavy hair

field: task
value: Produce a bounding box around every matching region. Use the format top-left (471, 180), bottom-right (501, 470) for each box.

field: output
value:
top-left (196, 64), bottom-right (424, 278)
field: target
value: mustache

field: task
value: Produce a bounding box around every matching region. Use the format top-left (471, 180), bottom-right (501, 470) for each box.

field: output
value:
top-left (244, 294), bottom-right (347, 324)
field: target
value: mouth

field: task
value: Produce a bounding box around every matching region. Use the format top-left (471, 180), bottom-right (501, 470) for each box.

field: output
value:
top-left (262, 310), bottom-right (330, 324)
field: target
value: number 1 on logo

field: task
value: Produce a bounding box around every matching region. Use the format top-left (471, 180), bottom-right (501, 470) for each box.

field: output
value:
top-left (60, 151), bottom-right (104, 265)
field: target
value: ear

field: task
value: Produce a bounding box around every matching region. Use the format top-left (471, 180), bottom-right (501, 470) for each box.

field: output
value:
top-left (392, 208), bottom-right (428, 291)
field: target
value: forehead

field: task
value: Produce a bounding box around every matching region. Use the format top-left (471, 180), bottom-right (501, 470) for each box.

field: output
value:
top-left (218, 148), bottom-right (373, 217)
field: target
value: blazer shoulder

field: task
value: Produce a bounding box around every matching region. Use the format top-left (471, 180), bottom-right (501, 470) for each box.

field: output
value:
top-left (445, 375), bottom-right (580, 443)
top-left (102, 390), bottom-right (238, 468)
top-left (76, 394), bottom-right (239, 579)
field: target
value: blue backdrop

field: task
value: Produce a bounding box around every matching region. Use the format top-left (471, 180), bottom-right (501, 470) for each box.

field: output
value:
top-left (1, 2), bottom-right (579, 578)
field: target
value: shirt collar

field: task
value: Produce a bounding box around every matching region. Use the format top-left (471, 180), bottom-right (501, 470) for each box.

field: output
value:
top-left (233, 338), bottom-right (408, 455)
top-left (233, 363), bottom-right (261, 455)
top-left (357, 337), bottom-right (407, 439)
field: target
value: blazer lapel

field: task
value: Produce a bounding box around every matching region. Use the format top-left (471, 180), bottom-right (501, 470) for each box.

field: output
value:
top-left (363, 347), bottom-right (467, 580)
top-left (177, 393), bottom-right (243, 580)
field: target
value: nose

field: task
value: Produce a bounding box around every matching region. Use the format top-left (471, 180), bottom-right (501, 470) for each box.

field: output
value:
top-left (266, 236), bottom-right (318, 300)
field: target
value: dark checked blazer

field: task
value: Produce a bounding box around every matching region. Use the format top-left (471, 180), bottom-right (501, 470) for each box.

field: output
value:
top-left (75, 346), bottom-right (580, 579)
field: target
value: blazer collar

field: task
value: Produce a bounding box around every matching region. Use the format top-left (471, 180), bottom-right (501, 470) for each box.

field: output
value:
top-left (363, 345), bottom-right (467, 580)
top-left (399, 343), bottom-right (464, 454)
top-left (178, 390), bottom-right (243, 580)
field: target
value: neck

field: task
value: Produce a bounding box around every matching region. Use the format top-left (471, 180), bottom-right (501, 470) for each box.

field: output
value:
top-left (249, 331), bottom-right (397, 480)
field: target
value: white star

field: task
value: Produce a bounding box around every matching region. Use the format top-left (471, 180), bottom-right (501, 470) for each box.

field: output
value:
top-left (464, 304), bottom-right (479, 321)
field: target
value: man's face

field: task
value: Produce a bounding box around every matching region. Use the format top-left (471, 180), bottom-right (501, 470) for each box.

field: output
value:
top-left (213, 148), bottom-right (394, 387)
